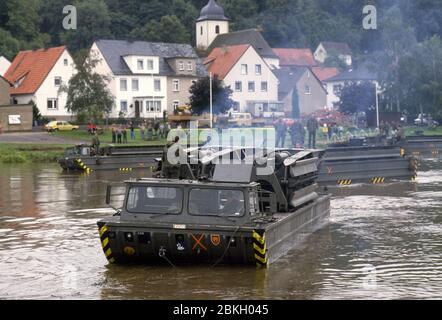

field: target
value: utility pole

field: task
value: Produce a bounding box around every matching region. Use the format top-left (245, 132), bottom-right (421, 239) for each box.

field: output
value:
top-left (209, 72), bottom-right (213, 129)
top-left (375, 81), bottom-right (380, 128)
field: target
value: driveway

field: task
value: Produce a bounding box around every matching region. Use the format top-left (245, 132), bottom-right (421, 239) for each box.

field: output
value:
top-left (0, 132), bottom-right (84, 144)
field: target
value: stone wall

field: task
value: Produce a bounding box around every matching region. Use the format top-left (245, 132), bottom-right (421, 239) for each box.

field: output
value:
top-left (0, 104), bottom-right (33, 132)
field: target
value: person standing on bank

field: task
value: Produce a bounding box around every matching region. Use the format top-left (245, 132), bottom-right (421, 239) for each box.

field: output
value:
top-left (122, 126), bottom-right (128, 144)
top-left (307, 116), bottom-right (319, 149)
top-left (91, 131), bottom-right (100, 155)
top-left (275, 119), bottom-right (287, 148)
top-left (130, 122), bottom-right (136, 140)
top-left (111, 124), bottom-right (116, 144)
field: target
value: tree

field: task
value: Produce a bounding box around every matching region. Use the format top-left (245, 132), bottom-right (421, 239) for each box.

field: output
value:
top-left (338, 81), bottom-right (376, 115)
top-left (60, 50), bottom-right (114, 123)
top-left (60, 0), bottom-right (112, 52)
top-left (0, 28), bottom-right (20, 60)
top-left (189, 75), bottom-right (235, 115)
top-left (291, 87), bottom-right (300, 119)
top-left (129, 15), bottom-right (190, 44)
top-left (6, 0), bottom-right (41, 42)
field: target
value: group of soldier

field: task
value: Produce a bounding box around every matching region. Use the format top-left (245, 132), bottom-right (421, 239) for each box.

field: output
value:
top-left (274, 117), bottom-right (319, 149)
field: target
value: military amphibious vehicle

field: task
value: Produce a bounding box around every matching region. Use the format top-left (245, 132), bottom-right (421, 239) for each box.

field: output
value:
top-left (97, 148), bottom-right (330, 266)
top-left (58, 144), bottom-right (163, 172)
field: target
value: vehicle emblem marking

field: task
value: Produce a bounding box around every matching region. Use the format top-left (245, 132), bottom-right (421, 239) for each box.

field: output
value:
top-left (210, 234), bottom-right (221, 246)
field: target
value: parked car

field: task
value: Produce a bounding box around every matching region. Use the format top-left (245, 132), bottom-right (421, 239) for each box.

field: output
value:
top-left (414, 114), bottom-right (439, 127)
top-left (227, 112), bottom-right (253, 127)
top-left (45, 121), bottom-right (79, 132)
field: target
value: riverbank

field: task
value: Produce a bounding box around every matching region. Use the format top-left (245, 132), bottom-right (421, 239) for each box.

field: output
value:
top-left (0, 143), bottom-right (68, 163)
top-left (0, 130), bottom-right (167, 164)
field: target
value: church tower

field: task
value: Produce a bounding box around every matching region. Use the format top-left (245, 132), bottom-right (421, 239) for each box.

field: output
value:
top-left (196, 0), bottom-right (229, 50)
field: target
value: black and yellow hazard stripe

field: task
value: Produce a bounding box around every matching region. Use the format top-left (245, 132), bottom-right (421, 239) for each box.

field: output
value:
top-left (99, 224), bottom-right (115, 263)
top-left (371, 177), bottom-right (385, 184)
top-left (252, 230), bottom-right (267, 268)
top-left (338, 180), bottom-right (352, 186)
top-left (75, 159), bottom-right (93, 174)
top-left (119, 168), bottom-right (133, 172)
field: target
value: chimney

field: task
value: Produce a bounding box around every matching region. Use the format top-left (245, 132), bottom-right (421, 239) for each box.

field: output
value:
top-left (221, 45), bottom-right (228, 55)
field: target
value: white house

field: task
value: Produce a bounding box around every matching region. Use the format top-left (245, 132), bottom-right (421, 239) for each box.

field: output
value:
top-left (204, 44), bottom-right (282, 116)
top-left (0, 56), bottom-right (11, 76)
top-left (90, 40), bottom-right (206, 119)
top-left (314, 42), bottom-right (352, 67)
top-left (323, 65), bottom-right (378, 109)
top-left (4, 46), bottom-right (76, 120)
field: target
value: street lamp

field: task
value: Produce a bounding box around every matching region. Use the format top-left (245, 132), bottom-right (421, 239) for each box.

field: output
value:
top-left (375, 81), bottom-right (380, 128)
top-left (209, 72), bottom-right (213, 129)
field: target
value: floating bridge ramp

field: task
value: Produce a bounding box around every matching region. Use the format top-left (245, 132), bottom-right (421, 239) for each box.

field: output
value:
top-left (317, 145), bottom-right (417, 186)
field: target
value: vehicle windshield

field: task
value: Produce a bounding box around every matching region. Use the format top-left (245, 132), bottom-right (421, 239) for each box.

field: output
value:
top-left (126, 186), bottom-right (183, 214)
top-left (188, 188), bottom-right (245, 217)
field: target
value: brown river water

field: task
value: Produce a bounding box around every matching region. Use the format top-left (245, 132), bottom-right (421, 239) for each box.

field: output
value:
top-left (0, 160), bottom-right (441, 300)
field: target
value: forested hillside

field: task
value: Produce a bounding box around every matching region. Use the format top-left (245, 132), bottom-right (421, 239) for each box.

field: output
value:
top-left (1, 0), bottom-right (442, 58)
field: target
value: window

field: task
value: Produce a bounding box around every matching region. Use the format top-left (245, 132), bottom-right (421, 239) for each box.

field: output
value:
top-left (120, 100), bottom-right (128, 112)
top-left (255, 64), bottom-right (262, 75)
top-left (233, 102), bottom-right (240, 112)
top-left (188, 188), bottom-right (245, 217)
top-left (137, 59), bottom-right (144, 70)
top-left (132, 79), bottom-right (139, 91)
top-left (147, 59), bottom-right (154, 71)
top-left (187, 61), bottom-right (193, 71)
top-left (146, 100), bottom-right (162, 112)
top-left (63, 59), bottom-right (68, 66)
top-left (120, 79), bottom-right (127, 91)
top-left (126, 186), bottom-right (183, 214)
top-left (261, 81), bottom-right (268, 92)
top-left (235, 81), bottom-right (242, 92)
top-left (215, 25), bottom-right (220, 34)
top-left (241, 64), bottom-right (248, 75)
top-left (333, 84), bottom-right (342, 95)
top-left (173, 100), bottom-right (179, 111)
top-left (154, 79), bottom-right (161, 91)
top-left (248, 81), bottom-right (255, 92)
top-left (305, 85), bottom-right (311, 94)
top-left (54, 77), bottom-right (62, 86)
top-left (179, 61), bottom-right (184, 71)
top-left (47, 98), bottom-right (58, 110)
top-left (200, 26), bottom-right (203, 35)
top-left (173, 79), bottom-right (180, 92)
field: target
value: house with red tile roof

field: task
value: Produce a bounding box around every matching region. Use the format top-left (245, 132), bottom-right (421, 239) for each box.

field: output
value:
top-left (4, 46), bottom-right (76, 120)
top-left (204, 44), bottom-right (282, 116)
top-left (311, 66), bottom-right (340, 82)
top-left (273, 48), bottom-right (317, 67)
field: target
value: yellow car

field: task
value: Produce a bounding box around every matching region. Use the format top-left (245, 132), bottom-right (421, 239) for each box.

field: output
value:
top-left (45, 121), bottom-right (79, 132)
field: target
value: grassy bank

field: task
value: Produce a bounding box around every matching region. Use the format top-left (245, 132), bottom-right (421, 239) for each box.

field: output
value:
top-left (405, 126), bottom-right (442, 136)
top-left (0, 144), bottom-right (68, 164)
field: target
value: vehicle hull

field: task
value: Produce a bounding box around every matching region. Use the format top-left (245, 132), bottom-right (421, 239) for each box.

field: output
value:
top-left (97, 195), bottom-right (330, 267)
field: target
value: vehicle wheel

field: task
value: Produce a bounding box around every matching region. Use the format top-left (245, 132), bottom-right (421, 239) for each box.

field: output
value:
top-left (54, 128), bottom-right (59, 132)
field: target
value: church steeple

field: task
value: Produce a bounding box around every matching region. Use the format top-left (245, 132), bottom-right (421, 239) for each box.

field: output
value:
top-left (196, 0), bottom-right (229, 50)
